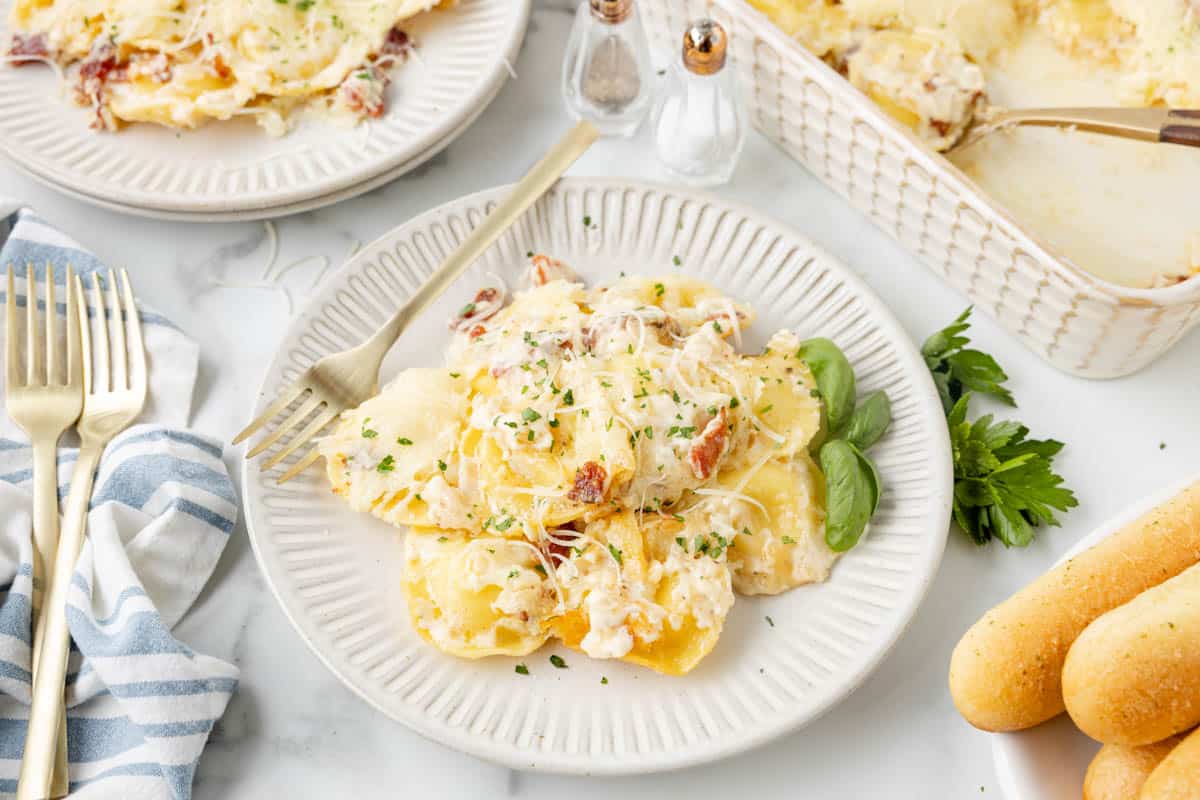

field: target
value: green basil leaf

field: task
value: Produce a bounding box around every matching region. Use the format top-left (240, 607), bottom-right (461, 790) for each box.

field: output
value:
top-left (820, 439), bottom-right (878, 552)
top-left (797, 338), bottom-right (856, 435)
top-left (842, 390), bottom-right (891, 451)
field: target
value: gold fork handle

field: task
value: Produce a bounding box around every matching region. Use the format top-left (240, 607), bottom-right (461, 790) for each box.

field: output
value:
top-left (1160, 109), bottom-right (1200, 147)
top-left (357, 121), bottom-right (600, 366)
top-left (26, 442), bottom-right (69, 799)
top-left (18, 442), bottom-right (102, 800)
top-left (981, 107), bottom-right (1200, 147)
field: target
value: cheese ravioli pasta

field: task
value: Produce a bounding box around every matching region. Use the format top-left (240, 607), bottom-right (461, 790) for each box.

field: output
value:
top-left (320, 258), bottom-right (847, 675)
top-left (7, 0), bottom-right (441, 133)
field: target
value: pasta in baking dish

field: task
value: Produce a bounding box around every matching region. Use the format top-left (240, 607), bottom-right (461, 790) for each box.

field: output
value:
top-left (319, 259), bottom-right (838, 675)
top-left (749, 0), bottom-right (1200, 151)
top-left (5, 0), bottom-right (442, 133)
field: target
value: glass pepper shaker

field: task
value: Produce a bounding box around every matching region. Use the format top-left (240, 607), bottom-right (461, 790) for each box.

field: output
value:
top-left (561, 0), bottom-right (655, 137)
top-left (652, 19), bottom-right (746, 186)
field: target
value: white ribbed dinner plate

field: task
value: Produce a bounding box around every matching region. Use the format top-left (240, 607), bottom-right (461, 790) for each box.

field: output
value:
top-left (241, 178), bottom-right (954, 774)
top-left (0, 0), bottom-right (528, 217)
top-left (991, 470), bottom-right (1200, 800)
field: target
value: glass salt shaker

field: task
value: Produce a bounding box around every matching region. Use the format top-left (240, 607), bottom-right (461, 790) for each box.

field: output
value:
top-left (652, 19), bottom-right (745, 186)
top-left (561, 0), bottom-right (655, 137)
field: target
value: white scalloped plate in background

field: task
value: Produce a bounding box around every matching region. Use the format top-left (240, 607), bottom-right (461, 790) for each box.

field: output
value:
top-left (241, 178), bottom-right (954, 773)
top-left (992, 470), bottom-right (1200, 799)
top-left (0, 0), bottom-right (529, 217)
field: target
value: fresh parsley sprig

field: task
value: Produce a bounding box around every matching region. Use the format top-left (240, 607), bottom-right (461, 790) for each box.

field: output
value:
top-left (922, 307), bottom-right (1014, 412)
top-left (924, 310), bottom-right (1077, 547)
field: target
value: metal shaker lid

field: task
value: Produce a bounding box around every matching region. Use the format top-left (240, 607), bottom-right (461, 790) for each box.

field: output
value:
top-left (590, 0), bottom-right (633, 24)
top-left (682, 19), bottom-right (727, 75)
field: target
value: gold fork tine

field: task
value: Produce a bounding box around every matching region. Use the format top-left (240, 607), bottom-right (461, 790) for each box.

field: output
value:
top-left (66, 266), bottom-right (80, 389)
top-left (74, 273), bottom-right (90, 393)
top-left (44, 265), bottom-right (57, 385)
top-left (232, 382), bottom-right (308, 445)
top-left (262, 408), bottom-right (337, 470)
top-left (25, 263), bottom-right (39, 386)
top-left (278, 446), bottom-right (322, 485)
top-left (245, 394), bottom-right (322, 458)
top-left (119, 269), bottom-right (145, 396)
top-left (88, 274), bottom-right (109, 393)
top-left (106, 269), bottom-right (127, 390)
top-left (6, 266), bottom-right (19, 389)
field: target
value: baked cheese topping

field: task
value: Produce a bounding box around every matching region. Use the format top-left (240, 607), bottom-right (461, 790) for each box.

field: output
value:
top-left (320, 258), bottom-right (836, 674)
top-left (6, 0), bottom-right (440, 133)
top-left (749, 0), bottom-right (1200, 150)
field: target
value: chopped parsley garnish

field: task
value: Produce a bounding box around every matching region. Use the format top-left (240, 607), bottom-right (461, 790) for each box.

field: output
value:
top-left (676, 536), bottom-right (687, 549)
top-left (375, 455), bottom-right (395, 473)
top-left (437, 459), bottom-right (447, 472)
top-left (781, 535), bottom-right (797, 545)
top-left (668, 425), bottom-right (696, 439)
top-left (437, 536), bottom-right (449, 542)
top-left (449, 372), bottom-right (461, 378)
top-left (729, 397), bottom-right (740, 408)
top-left (601, 676), bottom-right (608, 684)
top-left (522, 408), bottom-right (541, 422)
top-left (534, 564), bottom-right (548, 577)
top-left (712, 320), bottom-right (723, 333)
top-left (459, 302), bottom-right (476, 317)
top-left (672, 255), bottom-right (682, 266)
top-left (759, 404), bottom-right (774, 415)
top-left (562, 389), bottom-right (574, 406)
top-left (397, 437), bottom-right (413, 446)
top-left (549, 418), bottom-right (560, 428)
top-left (583, 215), bottom-right (592, 227)
top-left (515, 664), bottom-right (529, 675)
top-left (643, 426), bottom-right (654, 439)
top-left (360, 418), bottom-right (378, 438)
top-left (294, 0), bottom-right (314, 10)
top-left (654, 282), bottom-right (665, 297)
top-left (549, 654), bottom-right (567, 669)
top-left (493, 516), bottom-right (515, 532)
top-left (607, 544), bottom-right (623, 565)
top-left (507, 569), bottom-right (519, 579)
top-left (523, 331), bottom-right (538, 347)
top-left (765, 615), bottom-right (775, 627)
top-left (673, 513), bottom-right (685, 523)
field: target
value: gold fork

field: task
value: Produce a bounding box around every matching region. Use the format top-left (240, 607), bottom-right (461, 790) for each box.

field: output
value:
top-left (5, 263), bottom-right (82, 799)
top-left (951, 107), bottom-right (1200, 151)
top-left (18, 270), bottom-right (147, 800)
top-left (235, 121), bottom-right (599, 483)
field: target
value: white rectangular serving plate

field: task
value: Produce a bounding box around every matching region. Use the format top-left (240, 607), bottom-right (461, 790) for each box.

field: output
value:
top-left (642, 0), bottom-right (1200, 379)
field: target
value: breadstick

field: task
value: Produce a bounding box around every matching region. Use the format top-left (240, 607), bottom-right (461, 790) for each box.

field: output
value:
top-left (948, 481), bottom-right (1200, 732)
top-left (1063, 562), bottom-right (1200, 745)
top-left (1082, 737), bottom-right (1182, 800)
top-left (1141, 727), bottom-right (1200, 800)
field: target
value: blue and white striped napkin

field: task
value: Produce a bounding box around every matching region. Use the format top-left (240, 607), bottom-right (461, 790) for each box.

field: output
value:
top-left (0, 202), bottom-right (240, 799)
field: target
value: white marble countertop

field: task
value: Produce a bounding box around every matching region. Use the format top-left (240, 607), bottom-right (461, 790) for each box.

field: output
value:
top-left (3, 1), bottom-right (1200, 796)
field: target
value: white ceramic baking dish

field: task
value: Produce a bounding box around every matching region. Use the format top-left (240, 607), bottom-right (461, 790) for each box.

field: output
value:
top-left (641, 0), bottom-right (1200, 378)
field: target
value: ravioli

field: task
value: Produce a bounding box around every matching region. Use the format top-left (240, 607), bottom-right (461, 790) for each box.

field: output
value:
top-left (7, 0), bottom-right (439, 133)
top-left (750, 0), bottom-right (1200, 150)
top-left (325, 260), bottom-right (841, 674)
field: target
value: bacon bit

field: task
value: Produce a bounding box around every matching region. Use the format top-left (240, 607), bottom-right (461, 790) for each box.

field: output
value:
top-left (468, 324), bottom-right (487, 340)
top-left (688, 408), bottom-right (730, 480)
top-left (930, 119), bottom-right (952, 137)
top-left (450, 287), bottom-right (504, 331)
top-left (543, 530), bottom-right (579, 562)
top-left (75, 41), bottom-right (122, 131)
top-left (528, 255), bottom-right (576, 286)
top-left (704, 309), bottom-right (746, 327)
top-left (209, 53), bottom-right (232, 80)
top-left (567, 462), bottom-right (607, 504)
top-left (340, 65), bottom-right (390, 119)
top-left (518, 610), bottom-right (529, 622)
top-left (380, 27), bottom-right (411, 57)
top-left (7, 33), bottom-right (49, 64)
